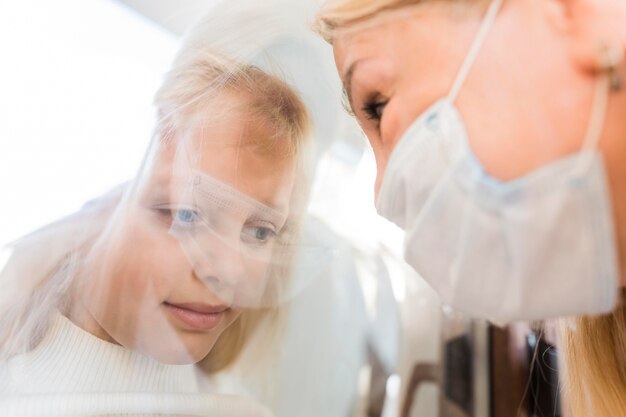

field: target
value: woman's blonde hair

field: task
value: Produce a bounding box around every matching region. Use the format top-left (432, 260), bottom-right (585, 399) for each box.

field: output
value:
top-left (315, 0), bottom-right (421, 42)
top-left (315, 1), bottom-right (626, 416)
top-left (559, 291), bottom-right (626, 416)
top-left (315, 0), bottom-right (493, 43)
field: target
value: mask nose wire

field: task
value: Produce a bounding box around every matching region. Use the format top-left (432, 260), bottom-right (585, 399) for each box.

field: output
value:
top-left (446, 0), bottom-right (503, 103)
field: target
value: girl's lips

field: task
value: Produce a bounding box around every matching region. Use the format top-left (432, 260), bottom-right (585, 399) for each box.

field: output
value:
top-left (163, 302), bottom-right (227, 331)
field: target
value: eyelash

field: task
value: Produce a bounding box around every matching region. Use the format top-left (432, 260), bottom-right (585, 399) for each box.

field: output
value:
top-left (361, 97), bottom-right (388, 124)
top-left (153, 206), bottom-right (199, 226)
top-left (153, 206), bottom-right (174, 222)
top-left (241, 221), bottom-right (278, 246)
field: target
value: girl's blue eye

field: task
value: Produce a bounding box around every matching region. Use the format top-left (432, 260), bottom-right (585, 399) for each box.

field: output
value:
top-left (175, 209), bottom-right (197, 223)
top-left (242, 223), bottom-right (277, 245)
top-left (254, 228), bottom-right (272, 241)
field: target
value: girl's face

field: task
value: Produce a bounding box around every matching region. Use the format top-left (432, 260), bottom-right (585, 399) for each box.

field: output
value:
top-left (332, 0), bottom-right (626, 281)
top-left (74, 93), bottom-right (297, 364)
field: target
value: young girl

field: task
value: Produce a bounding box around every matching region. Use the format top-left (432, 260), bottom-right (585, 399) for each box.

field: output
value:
top-left (0, 10), bottom-right (311, 417)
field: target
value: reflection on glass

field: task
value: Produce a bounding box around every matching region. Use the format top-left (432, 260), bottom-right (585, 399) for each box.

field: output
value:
top-left (0, 3), bottom-right (311, 416)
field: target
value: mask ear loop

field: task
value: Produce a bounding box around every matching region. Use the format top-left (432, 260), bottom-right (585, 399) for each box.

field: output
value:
top-left (445, 0), bottom-right (503, 290)
top-left (447, 0), bottom-right (503, 103)
top-left (434, 0), bottom-right (503, 166)
top-left (572, 44), bottom-right (622, 176)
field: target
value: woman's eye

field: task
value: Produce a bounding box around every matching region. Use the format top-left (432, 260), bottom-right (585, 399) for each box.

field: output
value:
top-left (241, 223), bottom-right (277, 245)
top-left (361, 97), bottom-right (388, 129)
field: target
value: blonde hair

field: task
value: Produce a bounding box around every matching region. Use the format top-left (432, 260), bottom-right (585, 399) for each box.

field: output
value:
top-left (315, 1), bottom-right (626, 416)
top-left (315, 0), bottom-right (491, 43)
top-left (154, 54), bottom-right (310, 160)
top-left (559, 291), bottom-right (626, 417)
top-left (0, 187), bottom-right (123, 359)
top-left (315, 0), bottom-right (421, 42)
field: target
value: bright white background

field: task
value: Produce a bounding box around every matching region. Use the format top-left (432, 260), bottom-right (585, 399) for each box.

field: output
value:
top-left (0, 0), bottom-right (177, 244)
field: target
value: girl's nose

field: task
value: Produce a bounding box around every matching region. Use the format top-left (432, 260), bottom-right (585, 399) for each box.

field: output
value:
top-left (190, 233), bottom-right (248, 293)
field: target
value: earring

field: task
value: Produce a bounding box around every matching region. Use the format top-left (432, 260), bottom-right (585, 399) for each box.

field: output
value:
top-left (598, 43), bottom-right (624, 92)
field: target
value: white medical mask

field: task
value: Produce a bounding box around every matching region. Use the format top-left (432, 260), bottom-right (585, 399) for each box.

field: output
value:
top-left (375, 0), bottom-right (619, 323)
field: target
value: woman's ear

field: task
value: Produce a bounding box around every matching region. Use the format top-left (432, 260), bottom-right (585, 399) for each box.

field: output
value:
top-left (543, 0), bottom-right (626, 76)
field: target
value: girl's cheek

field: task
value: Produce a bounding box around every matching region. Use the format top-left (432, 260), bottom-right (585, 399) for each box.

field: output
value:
top-left (111, 232), bottom-right (158, 295)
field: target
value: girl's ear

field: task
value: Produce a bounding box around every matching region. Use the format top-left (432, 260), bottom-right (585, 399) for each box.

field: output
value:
top-left (543, 0), bottom-right (626, 76)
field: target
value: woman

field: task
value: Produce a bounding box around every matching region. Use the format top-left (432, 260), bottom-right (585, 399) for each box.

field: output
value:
top-left (316, 0), bottom-right (626, 415)
top-left (0, 6), bottom-right (312, 417)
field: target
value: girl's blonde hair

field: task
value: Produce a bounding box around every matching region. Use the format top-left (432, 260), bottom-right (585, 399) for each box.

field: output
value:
top-left (315, 1), bottom-right (626, 416)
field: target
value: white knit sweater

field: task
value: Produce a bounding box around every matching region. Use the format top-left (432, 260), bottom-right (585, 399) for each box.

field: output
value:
top-left (0, 313), bottom-right (272, 417)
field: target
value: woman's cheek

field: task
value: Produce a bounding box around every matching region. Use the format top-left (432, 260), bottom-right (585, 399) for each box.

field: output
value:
top-left (380, 101), bottom-right (403, 154)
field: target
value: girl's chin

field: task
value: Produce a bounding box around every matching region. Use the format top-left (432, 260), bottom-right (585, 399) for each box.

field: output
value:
top-left (141, 334), bottom-right (222, 365)
top-left (140, 346), bottom-right (213, 365)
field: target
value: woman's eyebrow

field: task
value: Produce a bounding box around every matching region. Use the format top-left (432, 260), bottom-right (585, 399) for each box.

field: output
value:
top-left (342, 58), bottom-right (363, 112)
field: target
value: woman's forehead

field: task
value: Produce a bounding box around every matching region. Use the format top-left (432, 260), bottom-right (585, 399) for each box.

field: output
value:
top-left (333, 3), bottom-right (481, 68)
top-left (334, 11), bottom-right (439, 87)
